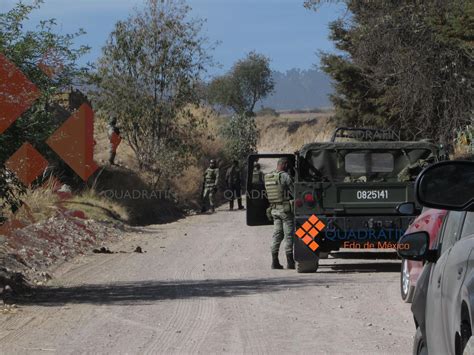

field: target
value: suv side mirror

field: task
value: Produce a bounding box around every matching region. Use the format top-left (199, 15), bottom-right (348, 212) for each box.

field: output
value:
top-left (416, 161), bottom-right (474, 211)
top-left (396, 202), bottom-right (420, 215)
top-left (397, 231), bottom-right (437, 262)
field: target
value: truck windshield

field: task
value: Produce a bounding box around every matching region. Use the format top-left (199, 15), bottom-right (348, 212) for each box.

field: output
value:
top-left (300, 148), bottom-right (434, 182)
top-left (345, 153), bottom-right (394, 174)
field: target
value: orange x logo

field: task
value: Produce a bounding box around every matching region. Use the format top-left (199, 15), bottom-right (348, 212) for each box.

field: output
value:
top-left (295, 214), bottom-right (326, 252)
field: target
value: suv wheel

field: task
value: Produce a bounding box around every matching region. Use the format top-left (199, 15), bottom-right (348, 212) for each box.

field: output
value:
top-left (463, 337), bottom-right (474, 354)
top-left (296, 259), bottom-right (319, 273)
top-left (461, 319), bottom-right (472, 354)
top-left (401, 259), bottom-right (415, 303)
top-left (413, 327), bottom-right (428, 355)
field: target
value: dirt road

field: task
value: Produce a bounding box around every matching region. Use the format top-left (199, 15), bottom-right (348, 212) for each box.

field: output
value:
top-left (0, 208), bottom-right (414, 354)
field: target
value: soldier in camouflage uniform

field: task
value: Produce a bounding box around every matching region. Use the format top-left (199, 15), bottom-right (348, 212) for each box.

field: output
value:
top-left (398, 153), bottom-right (436, 182)
top-left (264, 157), bottom-right (295, 269)
top-left (456, 124), bottom-right (474, 155)
top-left (201, 159), bottom-right (219, 213)
top-left (225, 160), bottom-right (244, 210)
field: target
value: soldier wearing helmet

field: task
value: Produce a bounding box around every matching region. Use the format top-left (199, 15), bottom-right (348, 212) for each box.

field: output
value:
top-left (264, 157), bottom-right (295, 269)
top-left (201, 159), bottom-right (219, 213)
top-left (225, 160), bottom-right (245, 210)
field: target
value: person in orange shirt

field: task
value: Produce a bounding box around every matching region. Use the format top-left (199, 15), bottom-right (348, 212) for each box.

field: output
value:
top-left (107, 117), bottom-right (122, 165)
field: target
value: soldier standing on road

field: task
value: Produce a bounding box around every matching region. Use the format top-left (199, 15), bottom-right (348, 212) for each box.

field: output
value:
top-left (107, 117), bottom-right (122, 165)
top-left (201, 159), bottom-right (219, 213)
top-left (225, 160), bottom-right (245, 211)
top-left (264, 158), bottom-right (295, 270)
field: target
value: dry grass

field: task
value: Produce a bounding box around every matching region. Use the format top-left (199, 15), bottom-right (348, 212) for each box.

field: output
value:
top-left (256, 111), bottom-right (335, 153)
top-left (7, 183), bottom-right (59, 223)
top-left (90, 107), bottom-right (336, 212)
top-left (64, 189), bottom-right (129, 223)
top-left (170, 107), bottom-right (229, 208)
top-left (1, 179), bottom-right (128, 225)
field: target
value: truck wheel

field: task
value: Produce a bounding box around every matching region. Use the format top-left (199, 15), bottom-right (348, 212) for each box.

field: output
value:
top-left (401, 259), bottom-right (415, 303)
top-left (413, 327), bottom-right (428, 355)
top-left (296, 259), bottom-right (319, 273)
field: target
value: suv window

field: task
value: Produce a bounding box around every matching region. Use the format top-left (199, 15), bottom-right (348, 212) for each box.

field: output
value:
top-left (440, 211), bottom-right (464, 254)
top-left (461, 212), bottom-right (474, 239)
top-left (345, 153), bottom-right (394, 174)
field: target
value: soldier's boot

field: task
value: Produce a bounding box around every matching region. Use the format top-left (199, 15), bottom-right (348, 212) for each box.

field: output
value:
top-left (286, 253), bottom-right (295, 270)
top-left (271, 253), bottom-right (283, 270)
top-left (229, 200), bottom-right (234, 211)
top-left (210, 206), bottom-right (215, 214)
top-left (237, 198), bottom-right (245, 210)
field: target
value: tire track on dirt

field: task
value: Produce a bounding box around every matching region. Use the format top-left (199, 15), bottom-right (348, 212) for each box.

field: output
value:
top-left (142, 223), bottom-right (219, 354)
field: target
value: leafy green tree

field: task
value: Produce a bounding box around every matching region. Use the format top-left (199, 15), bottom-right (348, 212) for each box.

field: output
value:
top-left (208, 52), bottom-right (274, 116)
top-left (93, 0), bottom-right (213, 187)
top-left (220, 114), bottom-right (259, 164)
top-left (0, 1), bottom-right (88, 216)
top-left (306, 0), bottom-right (474, 143)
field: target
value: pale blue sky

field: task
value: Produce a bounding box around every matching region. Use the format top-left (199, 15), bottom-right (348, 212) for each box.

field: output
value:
top-left (1, 0), bottom-right (345, 76)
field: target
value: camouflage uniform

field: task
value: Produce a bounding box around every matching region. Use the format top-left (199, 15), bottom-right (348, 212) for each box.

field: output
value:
top-left (398, 154), bottom-right (435, 182)
top-left (202, 161), bottom-right (219, 213)
top-left (264, 163), bottom-right (295, 269)
top-left (225, 161), bottom-right (244, 210)
top-left (455, 125), bottom-right (474, 155)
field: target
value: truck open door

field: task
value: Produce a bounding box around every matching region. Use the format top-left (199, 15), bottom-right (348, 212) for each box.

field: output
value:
top-left (246, 153), bottom-right (295, 226)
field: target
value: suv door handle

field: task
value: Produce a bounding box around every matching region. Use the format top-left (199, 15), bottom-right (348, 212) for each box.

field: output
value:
top-left (437, 275), bottom-right (441, 287)
top-left (458, 267), bottom-right (464, 279)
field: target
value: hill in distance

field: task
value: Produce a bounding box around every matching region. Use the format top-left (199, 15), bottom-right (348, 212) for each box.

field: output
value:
top-left (259, 68), bottom-right (333, 111)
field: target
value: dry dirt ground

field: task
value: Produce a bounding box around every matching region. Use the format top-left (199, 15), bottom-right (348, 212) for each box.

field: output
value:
top-left (0, 207), bottom-right (414, 354)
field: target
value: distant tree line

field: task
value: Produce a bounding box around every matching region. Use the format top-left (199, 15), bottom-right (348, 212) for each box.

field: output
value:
top-left (306, 0), bottom-right (474, 145)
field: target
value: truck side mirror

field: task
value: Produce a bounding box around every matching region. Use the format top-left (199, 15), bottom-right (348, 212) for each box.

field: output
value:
top-left (397, 231), bottom-right (437, 262)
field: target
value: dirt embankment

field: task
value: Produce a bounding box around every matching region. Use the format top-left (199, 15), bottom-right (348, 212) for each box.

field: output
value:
top-left (1, 107), bottom-right (224, 302)
top-left (0, 211), bottom-right (126, 307)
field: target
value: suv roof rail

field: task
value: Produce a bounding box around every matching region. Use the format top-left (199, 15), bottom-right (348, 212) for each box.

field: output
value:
top-left (330, 127), bottom-right (401, 142)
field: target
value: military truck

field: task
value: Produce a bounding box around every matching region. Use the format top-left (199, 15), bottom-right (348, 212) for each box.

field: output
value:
top-left (246, 127), bottom-right (446, 273)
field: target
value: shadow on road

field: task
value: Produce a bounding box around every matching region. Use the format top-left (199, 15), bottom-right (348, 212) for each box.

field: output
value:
top-left (319, 262), bottom-right (400, 273)
top-left (15, 275), bottom-right (354, 306)
top-left (330, 251), bottom-right (399, 260)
